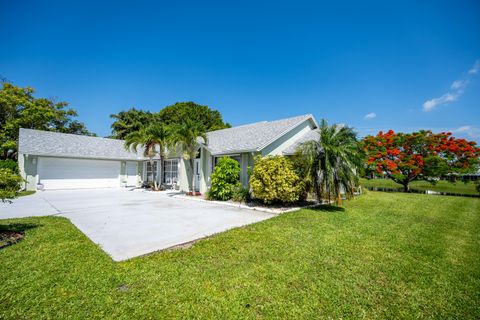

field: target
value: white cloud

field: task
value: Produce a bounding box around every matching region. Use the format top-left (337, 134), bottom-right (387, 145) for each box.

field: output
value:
top-left (453, 125), bottom-right (471, 133)
top-left (363, 112), bottom-right (376, 120)
top-left (452, 125), bottom-right (480, 139)
top-left (468, 60), bottom-right (480, 75)
top-left (451, 80), bottom-right (466, 90)
top-left (422, 93), bottom-right (458, 111)
top-left (422, 59), bottom-right (479, 112)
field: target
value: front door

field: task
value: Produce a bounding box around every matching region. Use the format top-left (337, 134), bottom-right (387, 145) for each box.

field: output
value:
top-left (194, 159), bottom-right (201, 192)
top-left (126, 162), bottom-right (138, 187)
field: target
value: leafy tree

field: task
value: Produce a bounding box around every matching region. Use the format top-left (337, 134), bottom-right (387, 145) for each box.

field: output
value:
top-left (296, 120), bottom-right (363, 205)
top-left (0, 160), bottom-right (18, 173)
top-left (249, 156), bottom-right (303, 204)
top-left (159, 102), bottom-right (230, 132)
top-left (0, 168), bottom-right (23, 203)
top-left (0, 81), bottom-right (93, 160)
top-left (207, 157), bottom-right (241, 201)
top-left (363, 130), bottom-right (480, 192)
top-left (171, 119), bottom-right (208, 193)
top-left (110, 108), bottom-right (157, 139)
top-left (124, 123), bottom-right (172, 191)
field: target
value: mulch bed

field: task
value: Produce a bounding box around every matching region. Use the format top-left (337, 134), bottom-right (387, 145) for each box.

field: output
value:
top-left (0, 231), bottom-right (25, 249)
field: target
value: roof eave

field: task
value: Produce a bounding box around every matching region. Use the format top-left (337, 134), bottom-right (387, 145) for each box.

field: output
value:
top-left (211, 148), bottom-right (258, 156)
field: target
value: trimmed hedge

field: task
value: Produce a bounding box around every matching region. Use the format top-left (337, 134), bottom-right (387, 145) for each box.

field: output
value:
top-left (249, 156), bottom-right (303, 204)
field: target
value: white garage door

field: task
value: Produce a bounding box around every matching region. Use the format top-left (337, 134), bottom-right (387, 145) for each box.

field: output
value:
top-left (38, 157), bottom-right (121, 190)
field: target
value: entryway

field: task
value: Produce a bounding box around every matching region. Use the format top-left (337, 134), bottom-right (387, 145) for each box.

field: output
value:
top-left (194, 159), bottom-right (201, 192)
top-left (126, 162), bottom-right (138, 187)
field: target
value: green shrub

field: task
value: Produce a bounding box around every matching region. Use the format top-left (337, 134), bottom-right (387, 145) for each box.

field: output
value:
top-left (290, 154), bottom-right (313, 201)
top-left (249, 156), bottom-right (303, 204)
top-left (207, 157), bottom-right (241, 201)
top-left (0, 159), bottom-right (18, 173)
top-left (232, 185), bottom-right (250, 203)
top-left (0, 168), bottom-right (23, 203)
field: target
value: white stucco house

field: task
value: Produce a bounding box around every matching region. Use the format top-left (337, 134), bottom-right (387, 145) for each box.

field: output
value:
top-left (18, 114), bottom-right (319, 193)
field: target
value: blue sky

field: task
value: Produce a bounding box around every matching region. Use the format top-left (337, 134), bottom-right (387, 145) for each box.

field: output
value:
top-left (1, 0), bottom-right (479, 141)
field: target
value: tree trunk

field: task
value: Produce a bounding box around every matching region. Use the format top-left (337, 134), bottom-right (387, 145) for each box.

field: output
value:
top-left (403, 182), bottom-right (409, 192)
top-left (336, 185), bottom-right (342, 206)
top-left (190, 159), bottom-right (195, 193)
top-left (159, 154), bottom-right (165, 189)
top-left (150, 158), bottom-right (158, 191)
top-left (313, 173), bottom-right (321, 203)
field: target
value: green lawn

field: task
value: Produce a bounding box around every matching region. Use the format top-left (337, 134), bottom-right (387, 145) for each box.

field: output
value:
top-left (361, 178), bottom-right (479, 195)
top-left (1, 192), bottom-right (479, 319)
top-left (18, 190), bottom-right (36, 197)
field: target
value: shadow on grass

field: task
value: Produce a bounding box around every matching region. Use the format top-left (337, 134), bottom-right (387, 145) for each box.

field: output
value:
top-left (307, 205), bottom-right (345, 213)
top-left (0, 222), bottom-right (38, 249)
top-left (0, 222), bottom-right (39, 232)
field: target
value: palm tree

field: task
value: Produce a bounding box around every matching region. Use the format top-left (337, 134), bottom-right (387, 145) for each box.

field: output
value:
top-left (124, 123), bottom-right (172, 190)
top-left (296, 119), bottom-right (363, 205)
top-left (171, 119), bottom-right (208, 193)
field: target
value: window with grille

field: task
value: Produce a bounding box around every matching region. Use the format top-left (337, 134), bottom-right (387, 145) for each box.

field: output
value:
top-left (145, 161), bottom-right (158, 182)
top-left (163, 159), bottom-right (179, 184)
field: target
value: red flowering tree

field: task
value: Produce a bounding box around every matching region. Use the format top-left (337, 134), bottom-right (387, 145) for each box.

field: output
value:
top-left (363, 130), bottom-right (480, 192)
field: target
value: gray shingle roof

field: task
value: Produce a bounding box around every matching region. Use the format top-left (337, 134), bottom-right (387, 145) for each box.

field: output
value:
top-left (204, 114), bottom-right (317, 155)
top-left (18, 128), bottom-right (146, 160)
top-left (282, 129), bottom-right (320, 155)
top-left (18, 114), bottom-right (318, 160)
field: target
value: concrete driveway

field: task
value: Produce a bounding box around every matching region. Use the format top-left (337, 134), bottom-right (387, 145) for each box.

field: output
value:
top-left (0, 189), bottom-right (274, 261)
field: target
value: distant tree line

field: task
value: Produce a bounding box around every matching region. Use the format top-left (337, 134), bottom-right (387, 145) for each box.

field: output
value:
top-left (0, 80), bottom-right (230, 160)
top-left (109, 102), bottom-right (231, 140)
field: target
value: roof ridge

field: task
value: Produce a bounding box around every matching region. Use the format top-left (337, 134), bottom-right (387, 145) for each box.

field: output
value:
top-left (20, 128), bottom-right (123, 142)
top-left (207, 114), bottom-right (313, 135)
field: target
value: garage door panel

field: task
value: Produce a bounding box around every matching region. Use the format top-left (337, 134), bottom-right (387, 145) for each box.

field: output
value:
top-left (38, 157), bottom-right (121, 189)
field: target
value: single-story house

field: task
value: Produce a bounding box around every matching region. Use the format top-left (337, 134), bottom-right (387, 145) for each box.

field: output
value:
top-left (18, 114), bottom-right (319, 192)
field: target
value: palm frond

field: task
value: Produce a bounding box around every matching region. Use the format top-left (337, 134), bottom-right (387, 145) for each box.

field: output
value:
top-left (296, 119), bottom-right (363, 204)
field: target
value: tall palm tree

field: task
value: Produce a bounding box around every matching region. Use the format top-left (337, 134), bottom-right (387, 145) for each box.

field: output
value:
top-left (124, 123), bottom-right (172, 190)
top-left (296, 119), bottom-right (363, 205)
top-left (171, 119), bottom-right (208, 193)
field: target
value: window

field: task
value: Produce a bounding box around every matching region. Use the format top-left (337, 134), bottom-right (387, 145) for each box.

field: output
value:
top-left (145, 161), bottom-right (158, 182)
top-left (163, 159), bottom-right (179, 185)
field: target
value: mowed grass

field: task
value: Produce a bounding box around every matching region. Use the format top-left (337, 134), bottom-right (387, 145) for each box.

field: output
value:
top-left (361, 178), bottom-right (479, 195)
top-left (18, 190), bottom-right (36, 197)
top-left (1, 192), bottom-right (479, 319)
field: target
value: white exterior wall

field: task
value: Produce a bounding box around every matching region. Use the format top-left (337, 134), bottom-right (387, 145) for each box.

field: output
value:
top-left (179, 158), bottom-right (191, 192)
top-left (18, 153), bottom-right (39, 191)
